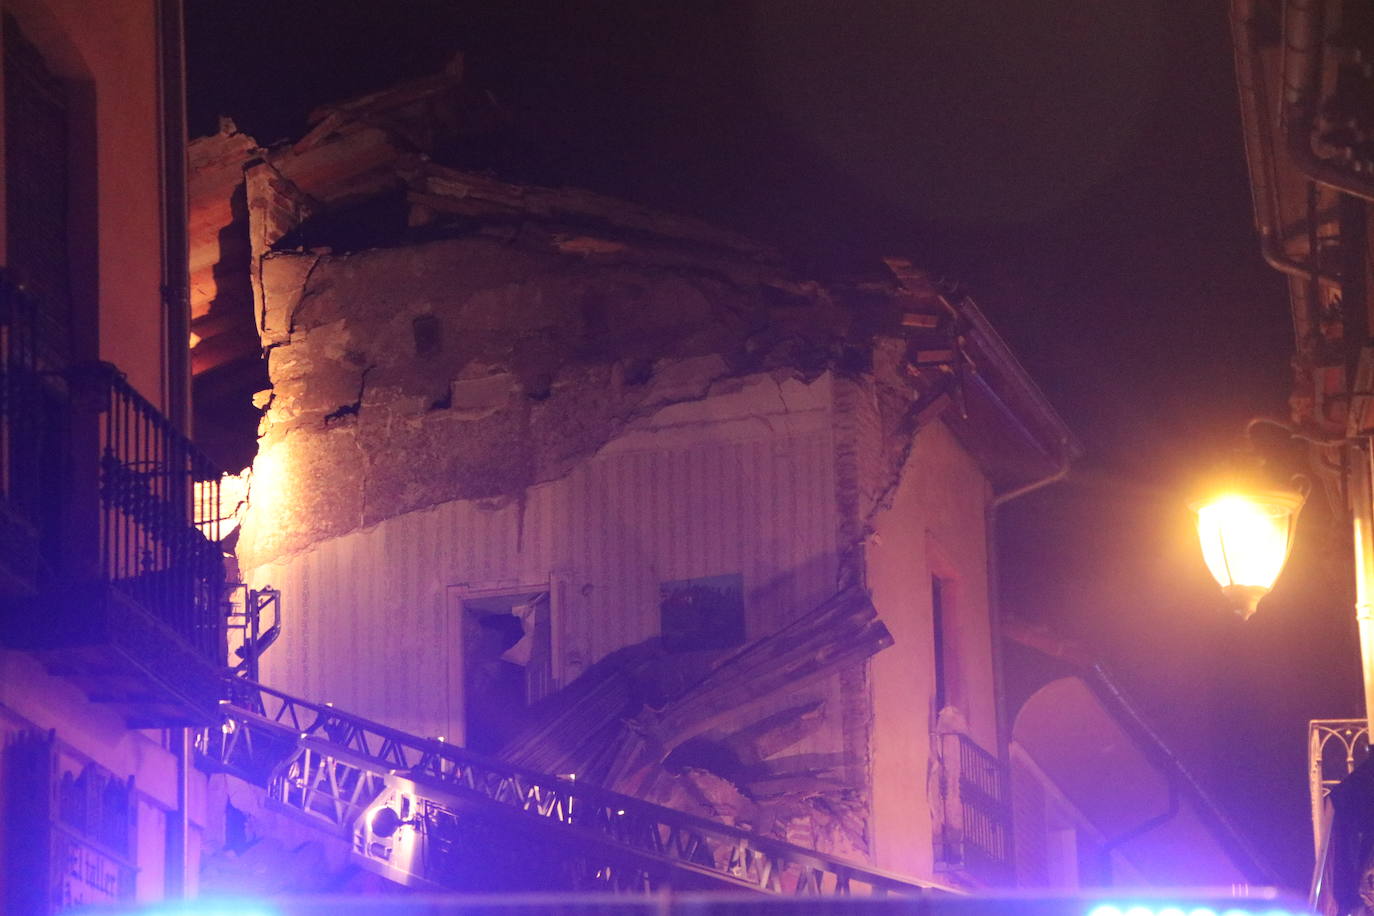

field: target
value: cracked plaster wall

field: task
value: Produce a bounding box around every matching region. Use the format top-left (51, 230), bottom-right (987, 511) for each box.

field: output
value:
top-left (231, 228), bottom-right (999, 883)
top-left (237, 235), bottom-right (855, 570)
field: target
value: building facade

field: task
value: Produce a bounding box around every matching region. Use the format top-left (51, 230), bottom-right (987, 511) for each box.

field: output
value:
top-left (1230, 0), bottom-right (1374, 906)
top-left (0, 0), bottom-right (226, 911)
top-left (0, 27), bottom-right (1275, 907)
top-left (190, 70), bottom-right (1266, 893)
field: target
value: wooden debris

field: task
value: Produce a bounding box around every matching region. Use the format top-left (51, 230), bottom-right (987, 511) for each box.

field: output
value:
top-left (497, 585), bottom-right (890, 856)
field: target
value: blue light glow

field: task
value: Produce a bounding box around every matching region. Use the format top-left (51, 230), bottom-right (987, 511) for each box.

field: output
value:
top-left (134, 904), bottom-right (277, 916)
top-left (1086, 903), bottom-right (1298, 916)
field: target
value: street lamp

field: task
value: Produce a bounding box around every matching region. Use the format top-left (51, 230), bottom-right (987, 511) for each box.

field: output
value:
top-left (1192, 489), bottom-right (1305, 619)
top-left (1191, 425), bottom-right (1374, 739)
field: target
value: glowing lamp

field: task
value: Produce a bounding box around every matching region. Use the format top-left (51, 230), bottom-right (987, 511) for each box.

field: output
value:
top-left (1192, 490), bottom-right (1304, 619)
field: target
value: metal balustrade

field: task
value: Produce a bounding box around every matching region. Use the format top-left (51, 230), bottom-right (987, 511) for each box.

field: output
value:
top-left (1308, 719), bottom-right (1369, 854)
top-left (203, 678), bottom-right (939, 896)
top-left (95, 365), bottom-right (225, 661)
top-left (2, 274), bottom-right (226, 682)
top-left (937, 732), bottom-right (1011, 885)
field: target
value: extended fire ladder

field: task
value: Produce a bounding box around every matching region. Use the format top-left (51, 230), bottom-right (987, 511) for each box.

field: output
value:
top-left (199, 678), bottom-right (935, 896)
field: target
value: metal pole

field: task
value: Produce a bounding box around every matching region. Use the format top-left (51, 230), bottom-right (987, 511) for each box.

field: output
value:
top-left (1349, 439), bottom-right (1374, 735)
top-left (168, 726), bottom-right (192, 897)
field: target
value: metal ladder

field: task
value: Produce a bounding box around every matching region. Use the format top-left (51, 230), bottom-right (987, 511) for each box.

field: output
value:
top-left (223, 585), bottom-right (281, 681)
top-left (200, 678), bottom-right (938, 896)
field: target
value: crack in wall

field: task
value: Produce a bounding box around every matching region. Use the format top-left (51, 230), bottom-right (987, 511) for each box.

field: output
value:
top-left (323, 364), bottom-right (374, 425)
top-left (288, 253), bottom-right (327, 337)
top-left (235, 235), bottom-right (933, 572)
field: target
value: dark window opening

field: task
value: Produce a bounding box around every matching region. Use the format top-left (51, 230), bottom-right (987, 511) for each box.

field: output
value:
top-left (932, 574), bottom-right (948, 712)
top-left (5, 14), bottom-right (72, 362)
top-left (412, 313), bottom-right (442, 357)
top-left (660, 573), bottom-right (745, 653)
top-left (461, 590), bottom-right (549, 753)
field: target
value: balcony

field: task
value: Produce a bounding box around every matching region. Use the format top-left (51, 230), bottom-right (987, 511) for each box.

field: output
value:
top-left (935, 731), bottom-right (1012, 887)
top-left (0, 276), bottom-right (226, 725)
top-left (1309, 719), bottom-right (1369, 857)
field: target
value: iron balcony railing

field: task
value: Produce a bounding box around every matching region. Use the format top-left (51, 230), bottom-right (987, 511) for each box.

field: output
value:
top-left (937, 731), bottom-right (1012, 885)
top-left (1309, 719), bottom-right (1369, 853)
top-left (93, 364), bottom-right (225, 661)
top-left (1, 273), bottom-right (225, 666)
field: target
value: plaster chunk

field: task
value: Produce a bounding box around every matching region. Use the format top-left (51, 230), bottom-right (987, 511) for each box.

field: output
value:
top-left (259, 252), bottom-right (322, 346)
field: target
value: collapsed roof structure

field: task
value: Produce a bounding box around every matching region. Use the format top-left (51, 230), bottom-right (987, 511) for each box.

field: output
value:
top-left (182, 59), bottom-right (1256, 893)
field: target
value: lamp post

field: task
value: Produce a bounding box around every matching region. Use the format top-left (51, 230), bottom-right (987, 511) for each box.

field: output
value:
top-left (1192, 437), bottom-right (1374, 736)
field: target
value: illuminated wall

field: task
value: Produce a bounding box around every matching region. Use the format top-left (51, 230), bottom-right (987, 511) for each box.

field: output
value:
top-left (0, 2), bottom-right (197, 910)
top-left (244, 370), bottom-right (843, 741)
top-left (224, 130), bottom-right (1044, 885)
top-left (867, 417), bottom-right (996, 880)
top-left (1, 0), bottom-right (169, 407)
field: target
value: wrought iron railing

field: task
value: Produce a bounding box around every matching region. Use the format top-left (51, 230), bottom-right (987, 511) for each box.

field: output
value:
top-left (202, 679), bottom-right (939, 896)
top-left (1, 273), bottom-right (225, 666)
top-left (1309, 718), bottom-right (1369, 855)
top-left (937, 732), bottom-right (1011, 885)
top-left (93, 364), bottom-right (224, 661)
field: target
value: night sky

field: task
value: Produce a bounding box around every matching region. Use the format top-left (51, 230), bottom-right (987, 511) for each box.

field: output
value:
top-left (188, 0), bottom-right (1363, 887)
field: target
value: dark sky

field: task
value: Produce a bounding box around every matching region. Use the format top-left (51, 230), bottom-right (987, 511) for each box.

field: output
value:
top-left (188, 0), bottom-right (1363, 888)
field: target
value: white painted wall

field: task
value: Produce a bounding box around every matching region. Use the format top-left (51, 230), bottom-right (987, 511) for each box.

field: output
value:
top-left (245, 372), bottom-right (842, 743)
top-left (865, 420), bottom-right (996, 881)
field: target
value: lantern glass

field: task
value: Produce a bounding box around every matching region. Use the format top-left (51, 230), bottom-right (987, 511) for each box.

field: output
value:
top-left (1193, 491), bottom-right (1303, 616)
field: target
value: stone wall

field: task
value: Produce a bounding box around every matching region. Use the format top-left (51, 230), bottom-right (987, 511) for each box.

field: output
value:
top-left (238, 235), bottom-right (861, 570)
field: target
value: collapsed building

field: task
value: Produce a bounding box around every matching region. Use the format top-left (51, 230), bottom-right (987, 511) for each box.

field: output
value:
top-left (184, 62), bottom-right (1266, 892)
top-left (0, 17), bottom-right (1270, 906)
top-left (188, 63), bottom-right (1077, 888)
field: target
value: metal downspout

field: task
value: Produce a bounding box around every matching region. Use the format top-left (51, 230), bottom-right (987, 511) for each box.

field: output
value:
top-left (990, 440), bottom-right (1073, 510)
top-left (170, 726), bottom-right (193, 897)
top-left (1231, 0), bottom-right (1341, 287)
top-left (1281, 0), bottom-right (1374, 203)
top-left (155, 0), bottom-right (193, 897)
top-left (1097, 778), bottom-right (1183, 884)
top-left (986, 437), bottom-right (1075, 882)
top-left (1340, 169), bottom-right (1374, 735)
top-left (156, 0), bottom-right (191, 432)
top-left (1348, 439), bottom-right (1374, 736)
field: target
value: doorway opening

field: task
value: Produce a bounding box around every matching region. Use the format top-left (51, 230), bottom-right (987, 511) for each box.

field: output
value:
top-left (456, 588), bottom-right (550, 753)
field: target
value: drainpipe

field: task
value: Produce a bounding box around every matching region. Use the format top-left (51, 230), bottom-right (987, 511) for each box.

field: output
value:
top-left (156, 0), bottom-right (191, 431)
top-left (1230, 0), bottom-right (1341, 287)
top-left (168, 727), bottom-right (193, 897)
top-left (986, 436), bottom-right (1075, 879)
top-left (1281, 0), bottom-right (1374, 203)
top-left (1350, 440), bottom-right (1374, 736)
top-left (1096, 778), bottom-right (1182, 884)
top-left (1338, 165), bottom-right (1374, 735)
top-left (155, 0), bottom-right (193, 898)
top-left (990, 441), bottom-right (1073, 510)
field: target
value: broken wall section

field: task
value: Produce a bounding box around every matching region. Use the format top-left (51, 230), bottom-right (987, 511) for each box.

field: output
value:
top-left (238, 231), bottom-right (868, 569)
